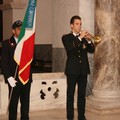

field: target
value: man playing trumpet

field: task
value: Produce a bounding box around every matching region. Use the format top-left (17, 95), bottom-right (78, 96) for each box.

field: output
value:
top-left (62, 15), bottom-right (95, 120)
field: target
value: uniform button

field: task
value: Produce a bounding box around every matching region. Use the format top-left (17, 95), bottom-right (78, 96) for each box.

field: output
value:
top-left (79, 61), bottom-right (82, 63)
top-left (78, 51), bottom-right (80, 52)
top-left (79, 56), bottom-right (80, 58)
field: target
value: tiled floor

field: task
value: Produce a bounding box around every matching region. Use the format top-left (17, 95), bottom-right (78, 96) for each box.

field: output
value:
top-left (0, 109), bottom-right (120, 120)
top-left (0, 109), bottom-right (75, 120)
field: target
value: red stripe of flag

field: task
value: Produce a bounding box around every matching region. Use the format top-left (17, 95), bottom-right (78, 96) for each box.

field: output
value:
top-left (19, 33), bottom-right (35, 84)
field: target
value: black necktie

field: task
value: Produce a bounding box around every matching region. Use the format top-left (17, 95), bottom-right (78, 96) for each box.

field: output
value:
top-left (76, 34), bottom-right (80, 37)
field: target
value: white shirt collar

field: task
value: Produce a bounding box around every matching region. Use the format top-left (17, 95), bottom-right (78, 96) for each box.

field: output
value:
top-left (14, 36), bottom-right (18, 43)
top-left (72, 32), bottom-right (80, 37)
top-left (72, 32), bottom-right (82, 41)
top-left (73, 32), bottom-right (76, 36)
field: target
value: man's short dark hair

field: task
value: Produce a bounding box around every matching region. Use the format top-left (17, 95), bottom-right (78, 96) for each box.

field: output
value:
top-left (70, 15), bottom-right (81, 24)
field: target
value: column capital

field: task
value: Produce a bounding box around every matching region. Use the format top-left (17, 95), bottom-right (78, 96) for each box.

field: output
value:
top-left (0, 1), bottom-right (27, 11)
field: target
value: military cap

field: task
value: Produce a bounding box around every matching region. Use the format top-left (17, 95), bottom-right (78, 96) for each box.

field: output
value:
top-left (12, 20), bottom-right (22, 29)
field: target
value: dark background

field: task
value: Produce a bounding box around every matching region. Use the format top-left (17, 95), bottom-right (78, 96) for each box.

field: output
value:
top-left (0, 0), bottom-right (3, 42)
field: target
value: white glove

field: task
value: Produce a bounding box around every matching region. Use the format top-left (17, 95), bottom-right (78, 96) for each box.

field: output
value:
top-left (7, 77), bottom-right (17, 87)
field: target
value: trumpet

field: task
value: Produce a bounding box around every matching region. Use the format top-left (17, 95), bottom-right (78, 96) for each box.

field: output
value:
top-left (81, 31), bottom-right (101, 44)
top-left (87, 33), bottom-right (101, 44)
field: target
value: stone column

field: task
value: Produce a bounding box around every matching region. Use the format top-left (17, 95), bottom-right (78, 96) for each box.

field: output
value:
top-left (87, 0), bottom-right (120, 120)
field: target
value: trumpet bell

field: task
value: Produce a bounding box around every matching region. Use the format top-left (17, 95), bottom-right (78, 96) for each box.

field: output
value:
top-left (92, 35), bottom-right (101, 44)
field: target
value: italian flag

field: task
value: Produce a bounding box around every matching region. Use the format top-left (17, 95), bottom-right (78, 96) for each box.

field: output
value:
top-left (14, 0), bottom-right (36, 85)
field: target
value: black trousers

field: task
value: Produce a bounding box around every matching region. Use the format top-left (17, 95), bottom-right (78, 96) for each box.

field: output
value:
top-left (66, 74), bottom-right (87, 120)
top-left (8, 81), bottom-right (31, 120)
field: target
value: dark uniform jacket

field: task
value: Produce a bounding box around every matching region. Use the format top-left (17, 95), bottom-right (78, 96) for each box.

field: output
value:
top-left (1, 36), bottom-right (32, 83)
top-left (62, 33), bottom-right (95, 75)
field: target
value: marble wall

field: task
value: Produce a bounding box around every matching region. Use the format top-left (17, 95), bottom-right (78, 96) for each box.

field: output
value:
top-left (0, 73), bottom-right (68, 115)
top-left (87, 0), bottom-right (120, 119)
top-left (93, 0), bottom-right (120, 96)
top-left (30, 73), bottom-right (67, 111)
top-left (0, 77), bottom-right (8, 114)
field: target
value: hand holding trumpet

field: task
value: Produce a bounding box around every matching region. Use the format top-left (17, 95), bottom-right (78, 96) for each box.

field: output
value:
top-left (79, 30), bottom-right (101, 44)
top-left (79, 30), bottom-right (91, 40)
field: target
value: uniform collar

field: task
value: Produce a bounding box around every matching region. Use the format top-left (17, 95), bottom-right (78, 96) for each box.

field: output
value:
top-left (9, 36), bottom-right (17, 47)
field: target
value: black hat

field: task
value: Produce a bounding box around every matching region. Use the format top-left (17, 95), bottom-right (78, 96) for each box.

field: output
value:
top-left (12, 20), bottom-right (22, 29)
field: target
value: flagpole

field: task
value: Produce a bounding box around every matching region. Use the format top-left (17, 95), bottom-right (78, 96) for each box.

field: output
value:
top-left (6, 65), bottom-right (19, 115)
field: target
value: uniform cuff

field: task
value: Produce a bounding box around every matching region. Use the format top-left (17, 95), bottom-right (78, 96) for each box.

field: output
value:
top-left (88, 41), bottom-right (92, 44)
